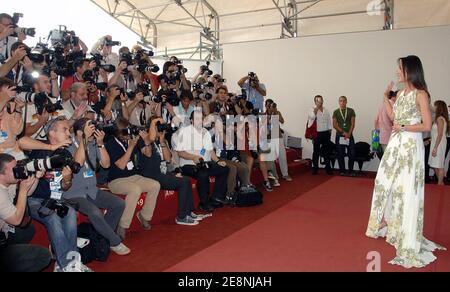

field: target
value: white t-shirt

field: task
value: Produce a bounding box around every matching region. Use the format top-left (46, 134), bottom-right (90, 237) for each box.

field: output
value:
top-left (308, 107), bottom-right (332, 132)
top-left (175, 125), bottom-right (213, 167)
top-left (0, 183), bottom-right (17, 237)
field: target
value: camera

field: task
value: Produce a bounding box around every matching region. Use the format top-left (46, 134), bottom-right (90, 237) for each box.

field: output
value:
top-left (154, 90), bottom-right (180, 107)
top-left (156, 121), bottom-right (177, 134)
top-left (121, 125), bottom-right (148, 137)
top-left (91, 120), bottom-right (116, 136)
top-left (13, 151), bottom-right (82, 180)
top-left (200, 61), bottom-right (213, 76)
top-left (177, 65), bottom-right (188, 74)
top-left (104, 39), bottom-right (121, 47)
top-left (82, 70), bottom-right (108, 91)
top-left (38, 199), bottom-right (70, 218)
top-left (35, 96), bottom-right (64, 115)
top-left (49, 26), bottom-right (79, 48)
top-left (389, 90), bottom-right (398, 99)
top-left (196, 158), bottom-right (209, 171)
top-left (10, 13), bottom-right (36, 38)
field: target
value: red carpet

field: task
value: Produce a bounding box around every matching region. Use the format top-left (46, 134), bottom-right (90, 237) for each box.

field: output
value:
top-left (165, 177), bottom-right (450, 272)
top-left (88, 170), bottom-right (325, 272)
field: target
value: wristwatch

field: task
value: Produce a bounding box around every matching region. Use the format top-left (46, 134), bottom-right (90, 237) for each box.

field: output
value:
top-left (401, 125), bottom-right (406, 132)
top-left (97, 144), bottom-right (105, 149)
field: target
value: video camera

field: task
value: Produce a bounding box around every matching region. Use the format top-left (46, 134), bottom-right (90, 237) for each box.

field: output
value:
top-left (104, 39), bottom-right (121, 47)
top-left (13, 150), bottom-right (82, 180)
top-left (10, 13), bottom-right (36, 38)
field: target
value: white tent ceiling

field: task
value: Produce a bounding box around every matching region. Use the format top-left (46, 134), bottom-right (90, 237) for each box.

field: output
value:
top-left (90, 0), bottom-right (450, 59)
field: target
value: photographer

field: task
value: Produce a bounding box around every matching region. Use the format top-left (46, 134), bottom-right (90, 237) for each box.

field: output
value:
top-left (24, 72), bottom-right (61, 140)
top-left (105, 118), bottom-right (160, 239)
top-left (265, 99), bottom-right (292, 181)
top-left (0, 153), bottom-right (51, 272)
top-left (210, 86), bottom-right (242, 116)
top-left (4, 42), bottom-right (33, 86)
top-left (173, 90), bottom-right (199, 129)
top-left (62, 82), bottom-right (96, 124)
top-left (63, 118), bottom-right (130, 255)
top-left (90, 35), bottom-right (120, 68)
top-left (27, 116), bottom-right (92, 272)
top-left (139, 117), bottom-right (207, 226)
top-left (0, 13), bottom-right (27, 61)
top-left (60, 58), bottom-right (90, 101)
top-left (0, 81), bottom-right (26, 160)
top-left (176, 111), bottom-right (229, 212)
top-left (238, 72), bottom-right (267, 113)
top-left (127, 90), bottom-right (156, 128)
top-left (102, 84), bottom-right (130, 123)
top-left (0, 43), bottom-right (27, 78)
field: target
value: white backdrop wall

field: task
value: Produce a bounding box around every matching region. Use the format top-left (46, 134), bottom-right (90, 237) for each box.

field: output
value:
top-left (223, 25), bottom-right (450, 172)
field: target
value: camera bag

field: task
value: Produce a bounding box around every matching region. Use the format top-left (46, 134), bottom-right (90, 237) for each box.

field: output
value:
top-left (77, 223), bottom-right (110, 264)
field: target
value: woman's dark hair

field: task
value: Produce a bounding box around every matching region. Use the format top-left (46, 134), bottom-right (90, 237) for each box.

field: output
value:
top-left (163, 61), bottom-right (176, 75)
top-left (434, 100), bottom-right (450, 135)
top-left (398, 56), bottom-right (430, 96)
top-left (114, 117), bottom-right (130, 137)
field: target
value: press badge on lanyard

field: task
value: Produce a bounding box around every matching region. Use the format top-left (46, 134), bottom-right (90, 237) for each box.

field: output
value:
top-left (156, 144), bottom-right (167, 174)
top-left (115, 138), bottom-right (135, 170)
top-left (73, 139), bottom-right (95, 178)
top-left (50, 172), bottom-right (63, 200)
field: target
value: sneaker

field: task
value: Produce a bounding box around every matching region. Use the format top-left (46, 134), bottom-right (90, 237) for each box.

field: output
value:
top-left (116, 226), bottom-right (127, 241)
top-left (61, 262), bottom-right (93, 272)
top-left (110, 243), bottom-right (131, 256)
top-left (283, 176), bottom-right (293, 182)
top-left (272, 179), bottom-right (281, 187)
top-left (191, 212), bottom-right (212, 221)
top-left (53, 263), bottom-right (62, 273)
top-left (176, 216), bottom-right (199, 226)
top-left (79, 263), bottom-right (93, 272)
top-left (136, 212), bottom-right (152, 231)
top-left (264, 181), bottom-right (273, 192)
top-left (267, 171), bottom-right (276, 180)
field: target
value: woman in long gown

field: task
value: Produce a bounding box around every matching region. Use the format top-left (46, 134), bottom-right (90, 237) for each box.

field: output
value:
top-left (366, 55), bottom-right (446, 269)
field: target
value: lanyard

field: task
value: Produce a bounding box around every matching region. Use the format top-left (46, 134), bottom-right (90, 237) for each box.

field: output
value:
top-left (339, 108), bottom-right (348, 122)
top-left (73, 137), bottom-right (91, 170)
top-left (114, 137), bottom-right (128, 153)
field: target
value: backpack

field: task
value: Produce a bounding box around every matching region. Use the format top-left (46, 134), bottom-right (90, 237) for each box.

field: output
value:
top-left (234, 186), bottom-right (263, 207)
top-left (77, 223), bottom-right (110, 264)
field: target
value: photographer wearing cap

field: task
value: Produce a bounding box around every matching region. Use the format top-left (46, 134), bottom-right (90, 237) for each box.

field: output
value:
top-left (105, 118), bottom-right (160, 239)
top-left (238, 72), bottom-right (267, 113)
top-left (27, 116), bottom-right (92, 272)
top-left (0, 153), bottom-right (51, 272)
top-left (176, 111), bottom-right (229, 212)
top-left (63, 118), bottom-right (130, 256)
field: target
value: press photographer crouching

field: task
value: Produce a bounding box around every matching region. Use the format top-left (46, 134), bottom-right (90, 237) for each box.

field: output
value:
top-left (26, 116), bottom-right (92, 272)
top-left (139, 117), bottom-right (209, 226)
top-left (176, 111), bottom-right (229, 212)
top-left (105, 118), bottom-right (160, 239)
top-left (63, 118), bottom-right (129, 255)
top-left (0, 154), bottom-right (51, 272)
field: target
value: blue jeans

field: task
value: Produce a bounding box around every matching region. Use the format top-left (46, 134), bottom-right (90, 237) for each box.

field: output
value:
top-left (28, 197), bottom-right (78, 268)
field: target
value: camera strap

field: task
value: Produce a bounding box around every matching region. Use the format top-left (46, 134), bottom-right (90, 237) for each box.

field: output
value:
top-left (17, 99), bottom-right (28, 139)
